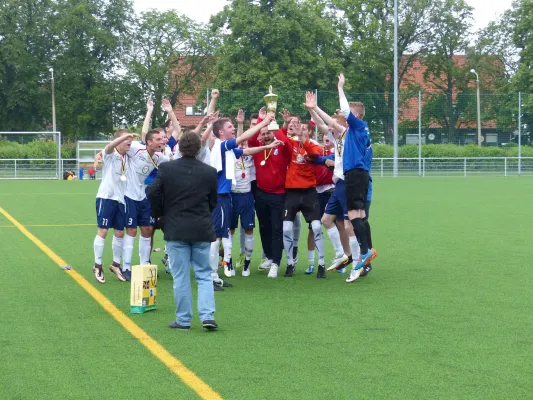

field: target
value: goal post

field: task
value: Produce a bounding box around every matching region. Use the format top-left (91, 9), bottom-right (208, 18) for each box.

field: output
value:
top-left (76, 140), bottom-right (109, 180)
top-left (0, 131), bottom-right (62, 180)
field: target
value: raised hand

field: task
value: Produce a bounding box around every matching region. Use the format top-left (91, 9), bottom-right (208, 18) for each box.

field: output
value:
top-left (266, 139), bottom-right (284, 149)
top-left (236, 109), bottom-right (245, 124)
top-left (147, 98), bottom-right (154, 112)
top-left (338, 73), bottom-right (345, 88)
top-left (161, 98), bottom-right (172, 113)
top-left (209, 110), bottom-right (220, 124)
top-left (211, 89), bottom-right (220, 99)
top-left (335, 109), bottom-right (343, 116)
top-left (304, 91), bottom-right (316, 110)
top-left (281, 108), bottom-right (291, 124)
top-left (258, 106), bottom-right (267, 120)
top-left (265, 111), bottom-right (276, 122)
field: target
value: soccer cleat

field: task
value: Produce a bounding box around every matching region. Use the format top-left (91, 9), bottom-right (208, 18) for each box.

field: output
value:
top-left (122, 269), bottom-right (131, 281)
top-left (230, 258), bottom-right (236, 277)
top-left (293, 247), bottom-right (299, 266)
top-left (259, 258), bottom-right (273, 271)
top-left (338, 268), bottom-right (346, 274)
top-left (169, 321), bottom-right (190, 330)
top-left (360, 264), bottom-right (373, 277)
top-left (161, 253), bottom-right (168, 267)
top-left (304, 264), bottom-right (315, 275)
top-left (284, 264), bottom-right (295, 277)
top-left (354, 250), bottom-right (373, 271)
top-left (316, 264), bottom-right (326, 279)
top-left (202, 320), bottom-right (218, 330)
top-left (93, 264), bottom-right (105, 284)
top-left (222, 261), bottom-right (233, 278)
top-left (267, 264), bottom-right (279, 278)
top-left (213, 282), bottom-right (224, 291)
top-left (109, 262), bottom-right (126, 282)
top-left (346, 267), bottom-right (363, 283)
top-left (165, 266), bottom-right (171, 274)
top-left (235, 253), bottom-right (245, 270)
top-left (366, 248), bottom-right (378, 265)
top-left (327, 254), bottom-right (349, 272)
top-left (242, 259), bottom-right (251, 277)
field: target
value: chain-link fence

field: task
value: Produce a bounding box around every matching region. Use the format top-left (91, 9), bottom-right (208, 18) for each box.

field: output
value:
top-left (206, 90), bottom-right (533, 149)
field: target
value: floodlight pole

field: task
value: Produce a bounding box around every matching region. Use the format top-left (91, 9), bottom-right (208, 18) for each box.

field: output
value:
top-left (470, 69), bottom-right (481, 147)
top-left (393, 0), bottom-right (399, 177)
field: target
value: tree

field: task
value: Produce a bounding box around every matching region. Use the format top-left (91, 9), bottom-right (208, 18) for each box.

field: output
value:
top-left (209, 0), bottom-right (344, 116)
top-left (0, 0), bottom-right (56, 131)
top-left (118, 10), bottom-right (217, 129)
top-left (420, 0), bottom-right (475, 143)
top-left (331, 0), bottom-right (435, 143)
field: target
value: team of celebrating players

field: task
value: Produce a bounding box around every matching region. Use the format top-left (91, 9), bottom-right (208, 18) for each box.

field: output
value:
top-left (92, 74), bottom-right (377, 288)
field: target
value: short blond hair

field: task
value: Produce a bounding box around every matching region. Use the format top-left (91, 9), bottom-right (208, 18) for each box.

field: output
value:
top-left (349, 102), bottom-right (365, 119)
top-left (332, 114), bottom-right (347, 127)
top-left (114, 129), bottom-right (129, 139)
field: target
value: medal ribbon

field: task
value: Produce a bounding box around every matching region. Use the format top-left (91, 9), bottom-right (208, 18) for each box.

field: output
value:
top-left (336, 129), bottom-right (347, 157)
top-left (263, 148), bottom-right (274, 163)
top-left (115, 150), bottom-right (126, 175)
top-left (147, 151), bottom-right (158, 170)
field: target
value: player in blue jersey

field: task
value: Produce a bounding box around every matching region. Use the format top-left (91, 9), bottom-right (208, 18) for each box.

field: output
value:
top-left (337, 74), bottom-right (376, 283)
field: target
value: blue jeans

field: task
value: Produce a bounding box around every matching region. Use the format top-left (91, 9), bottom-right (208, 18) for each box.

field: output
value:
top-left (166, 241), bottom-right (215, 326)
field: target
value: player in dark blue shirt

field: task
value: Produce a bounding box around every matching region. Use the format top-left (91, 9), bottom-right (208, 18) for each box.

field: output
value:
top-left (337, 74), bottom-right (376, 283)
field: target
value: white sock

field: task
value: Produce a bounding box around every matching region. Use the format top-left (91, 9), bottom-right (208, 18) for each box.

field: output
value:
top-left (139, 236), bottom-right (152, 265)
top-left (222, 236), bottom-right (232, 263)
top-left (307, 250), bottom-right (315, 265)
top-left (112, 236), bottom-right (123, 265)
top-left (283, 220), bottom-right (294, 264)
top-left (293, 213), bottom-right (301, 247)
top-left (244, 233), bottom-right (254, 260)
top-left (239, 225), bottom-right (246, 254)
top-left (311, 220), bottom-right (325, 264)
top-left (327, 226), bottom-right (344, 258)
top-left (122, 234), bottom-right (135, 271)
top-left (210, 240), bottom-right (221, 278)
top-left (349, 235), bottom-right (360, 261)
top-left (93, 235), bottom-right (105, 265)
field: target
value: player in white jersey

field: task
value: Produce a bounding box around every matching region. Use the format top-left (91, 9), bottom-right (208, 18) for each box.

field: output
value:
top-left (229, 144), bottom-right (256, 277)
top-left (307, 97), bottom-right (359, 273)
top-left (122, 129), bottom-right (170, 281)
top-left (93, 130), bottom-right (137, 284)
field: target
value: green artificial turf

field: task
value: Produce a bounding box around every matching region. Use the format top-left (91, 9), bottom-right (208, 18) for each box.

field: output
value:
top-left (0, 178), bottom-right (532, 399)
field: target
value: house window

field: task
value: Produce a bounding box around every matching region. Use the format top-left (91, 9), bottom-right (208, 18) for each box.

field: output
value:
top-left (185, 105), bottom-right (204, 116)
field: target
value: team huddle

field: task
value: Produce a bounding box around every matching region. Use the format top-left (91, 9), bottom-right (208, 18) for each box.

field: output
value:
top-left (92, 74), bottom-right (377, 288)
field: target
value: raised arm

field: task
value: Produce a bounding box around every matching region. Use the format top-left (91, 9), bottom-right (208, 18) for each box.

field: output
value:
top-left (104, 133), bottom-right (137, 155)
top-left (243, 139), bottom-right (284, 155)
top-left (304, 91), bottom-right (345, 137)
top-left (236, 112), bottom-right (275, 145)
top-left (162, 98), bottom-right (181, 140)
top-left (93, 152), bottom-right (103, 168)
top-left (142, 99), bottom-right (154, 142)
top-left (337, 74), bottom-right (350, 118)
top-left (236, 109), bottom-right (244, 137)
top-left (208, 89), bottom-right (219, 115)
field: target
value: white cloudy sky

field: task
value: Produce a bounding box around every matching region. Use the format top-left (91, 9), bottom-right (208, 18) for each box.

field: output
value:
top-left (133, 0), bottom-right (513, 31)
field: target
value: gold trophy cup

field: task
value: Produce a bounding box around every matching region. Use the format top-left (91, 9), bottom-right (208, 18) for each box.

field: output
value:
top-left (264, 85), bottom-right (280, 131)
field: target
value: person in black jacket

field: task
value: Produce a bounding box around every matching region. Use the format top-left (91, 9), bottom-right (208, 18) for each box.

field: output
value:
top-left (147, 132), bottom-right (219, 331)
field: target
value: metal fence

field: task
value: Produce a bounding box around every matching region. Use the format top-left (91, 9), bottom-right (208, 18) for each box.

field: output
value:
top-left (1, 157), bottom-right (532, 180)
top-left (205, 90), bottom-right (533, 148)
top-left (0, 159), bottom-right (77, 180)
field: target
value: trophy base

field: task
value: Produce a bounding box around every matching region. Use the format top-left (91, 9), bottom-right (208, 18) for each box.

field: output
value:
top-left (267, 121), bottom-right (279, 131)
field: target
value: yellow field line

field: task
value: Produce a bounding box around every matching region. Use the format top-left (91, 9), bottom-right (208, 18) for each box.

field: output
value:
top-left (0, 223), bottom-right (94, 228)
top-left (0, 206), bottom-right (222, 400)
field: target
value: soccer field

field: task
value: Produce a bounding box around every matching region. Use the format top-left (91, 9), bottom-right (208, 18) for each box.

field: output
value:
top-left (1, 178), bottom-right (532, 399)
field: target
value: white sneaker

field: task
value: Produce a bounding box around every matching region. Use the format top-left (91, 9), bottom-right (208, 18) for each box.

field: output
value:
top-left (259, 258), bottom-right (273, 271)
top-left (242, 268), bottom-right (250, 277)
top-left (328, 254), bottom-right (349, 272)
top-left (231, 268), bottom-right (236, 277)
top-left (223, 262), bottom-right (232, 278)
top-left (346, 267), bottom-right (362, 283)
top-left (268, 264), bottom-right (279, 278)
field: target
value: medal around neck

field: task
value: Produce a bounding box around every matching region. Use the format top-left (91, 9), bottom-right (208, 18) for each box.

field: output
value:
top-left (120, 174), bottom-right (127, 182)
top-left (260, 160), bottom-right (266, 166)
top-left (264, 85), bottom-right (280, 131)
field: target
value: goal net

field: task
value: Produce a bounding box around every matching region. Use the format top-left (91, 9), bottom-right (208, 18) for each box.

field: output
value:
top-left (76, 140), bottom-right (109, 180)
top-left (0, 131), bottom-right (62, 180)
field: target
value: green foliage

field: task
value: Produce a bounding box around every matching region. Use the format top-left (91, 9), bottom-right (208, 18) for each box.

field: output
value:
top-left (0, 139), bottom-right (75, 159)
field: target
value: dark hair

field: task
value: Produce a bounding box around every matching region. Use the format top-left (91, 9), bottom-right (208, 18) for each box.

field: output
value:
top-left (212, 118), bottom-right (231, 139)
top-left (163, 119), bottom-right (172, 129)
top-left (250, 113), bottom-right (259, 120)
top-left (146, 130), bottom-right (160, 143)
top-left (179, 132), bottom-right (201, 157)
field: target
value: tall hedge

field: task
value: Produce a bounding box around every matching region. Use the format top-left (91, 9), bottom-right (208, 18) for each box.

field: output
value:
top-left (0, 140), bottom-right (76, 159)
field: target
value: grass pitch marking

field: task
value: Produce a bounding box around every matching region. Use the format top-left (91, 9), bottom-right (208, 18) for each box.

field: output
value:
top-left (0, 206), bottom-right (223, 400)
top-left (0, 223), bottom-right (94, 228)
